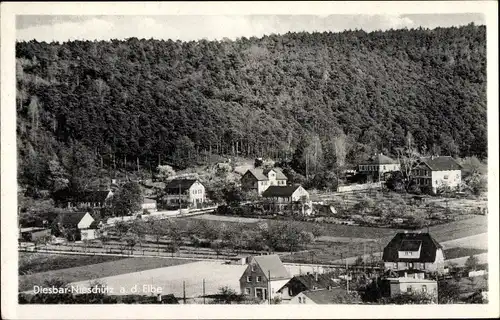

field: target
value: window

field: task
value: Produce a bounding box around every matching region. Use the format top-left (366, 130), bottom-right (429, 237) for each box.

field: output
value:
top-left (246, 276), bottom-right (252, 282)
top-left (288, 288), bottom-right (293, 296)
top-left (444, 175), bottom-right (449, 180)
top-left (298, 297), bottom-right (302, 303)
top-left (409, 262), bottom-right (413, 269)
top-left (422, 285), bottom-right (427, 293)
top-left (251, 265), bottom-right (256, 272)
top-left (256, 276), bottom-right (262, 282)
top-left (394, 262), bottom-right (397, 269)
top-left (303, 297), bottom-right (306, 303)
top-left (245, 288), bottom-right (251, 295)
top-left (407, 286), bottom-right (412, 293)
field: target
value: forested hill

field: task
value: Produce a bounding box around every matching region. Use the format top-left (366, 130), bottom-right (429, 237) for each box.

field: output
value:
top-left (16, 24), bottom-right (486, 190)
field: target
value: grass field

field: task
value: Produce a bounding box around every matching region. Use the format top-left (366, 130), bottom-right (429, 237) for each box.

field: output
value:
top-left (19, 252), bottom-right (125, 275)
top-left (189, 214), bottom-right (264, 223)
top-left (441, 233), bottom-right (488, 250)
top-left (69, 261), bottom-right (247, 298)
top-left (19, 256), bottom-right (197, 292)
top-left (443, 247), bottom-right (488, 260)
top-left (427, 216), bottom-right (487, 243)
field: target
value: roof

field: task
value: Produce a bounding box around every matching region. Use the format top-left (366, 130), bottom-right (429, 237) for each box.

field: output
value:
top-left (165, 179), bottom-right (198, 193)
top-left (287, 273), bottom-right (339, 291)
top-left (74, 190), bottom-right (111, 203)
top-left (385, 278), bottom-right (437, 284)
top-left (419, 156), bottom-right (462, 171)
top-left (301, 288), bottom-right (360, 304)
top-left (364, 153), bottom-right (399, 165)
top-left (400, 240), bottom-right (422, 251)
top-left (58, 212), bottom-right (92, 227)
top-left (20, 227), bottom-right (49, 233)
top-left (383, 232), bottom-right (443, 263)
top-left (244, 168), bottom-right (288, 181)
top-left (253, 255), bottom-right (290, 280)
top-left (262, 185), bottom-right (302, 198)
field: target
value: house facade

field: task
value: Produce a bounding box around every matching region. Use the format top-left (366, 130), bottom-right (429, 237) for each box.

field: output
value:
top-left (382, 232), bottom-right (445, 274)
top-left (65, 190), bottom-right (113, 209)
top-left (261, 185), bottom-right (312, 215)
top-left (141, 198), bottom-right (157, 212)
top-left (358, 153), bottom-right (400, 181)
top-left (412, 156), bottom-right (462, 193)
top-left (163, 179), bottom-right (205, 208)
top-left (239, 255), bottom-right (291, 303)
top-left (381, 276), bottom-right (438, 299)
top-left (241, 168), bottom-right (288, 195)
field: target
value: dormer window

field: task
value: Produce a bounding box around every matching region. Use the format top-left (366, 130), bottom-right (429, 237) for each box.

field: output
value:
top-left (251, 265), bottom-right (256, 272)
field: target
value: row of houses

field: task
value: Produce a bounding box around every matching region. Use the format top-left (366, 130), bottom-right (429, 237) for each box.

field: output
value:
top-left (238, 231), bottom-right (446, 304)
top-left (358, 153), bottom-right (462, 193)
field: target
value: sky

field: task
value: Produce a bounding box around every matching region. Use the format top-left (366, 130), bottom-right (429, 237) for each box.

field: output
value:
top-left (16, 13), bottom-right (486, 43)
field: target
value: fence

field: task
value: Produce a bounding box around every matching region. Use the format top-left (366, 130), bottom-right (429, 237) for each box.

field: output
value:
top-left (337, 182), bottom-right (383, 193)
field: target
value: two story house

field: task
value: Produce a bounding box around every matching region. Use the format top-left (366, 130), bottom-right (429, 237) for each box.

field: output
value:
top-left (382, 232), bottom-right (445, 274)
top-left (412, 156), bottom-right (462, 193)
top-left (261, 185), bottom-right (312, 215)
top-left (241, 168), bottom-right (288, 195)
top-left (358, 153), bottom-right (400, 181)
top-left (163, 179), bottom-right (205, 208)
top-left (239, 255), bottom-right (291, 303)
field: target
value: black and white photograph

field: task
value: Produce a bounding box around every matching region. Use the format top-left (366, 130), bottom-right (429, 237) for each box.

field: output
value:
top-left (1, 1), bottom-right (498, 319)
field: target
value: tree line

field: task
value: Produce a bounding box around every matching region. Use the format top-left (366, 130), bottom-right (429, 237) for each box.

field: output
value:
top-left (16, 24), bottom-right (487, 197)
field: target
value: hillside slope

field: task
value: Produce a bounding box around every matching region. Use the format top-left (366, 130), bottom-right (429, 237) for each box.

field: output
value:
top-left (16, 24), bottom-right (486, 191)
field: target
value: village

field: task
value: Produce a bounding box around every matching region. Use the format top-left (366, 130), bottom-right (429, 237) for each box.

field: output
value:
top-left (18, 152), bottom-right (489, 304)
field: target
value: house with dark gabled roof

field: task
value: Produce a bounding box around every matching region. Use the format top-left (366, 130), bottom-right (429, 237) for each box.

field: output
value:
top-left (358, 153), bottom-right (401, 181)
top-left (239, 255), bottom-right (291, 303)
top-left (241, 168), bottom-right (288, 195)
top-left (261, 185), bottom-right (312, 215)
top-left (277, 272), bottom-right (340, 302)
top-left (412, 156), bottom-right (462, 193)
top-left (54, 211), bottom-right (100, 241)
top-left (382, 232), bottom-right (445, 274)
top-left (289, 287), bottom-right (361, 304)
top-left (162, 179), bottom-right (205, 208)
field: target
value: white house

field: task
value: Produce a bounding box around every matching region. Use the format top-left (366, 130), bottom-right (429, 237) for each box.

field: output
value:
top-left (261, 185), bottom-right (312, 215)
top-left (382, 232), bottom-right (445, 274)
top-left (141, 198), bottom-right (157, 212)
top-left (163, 179), bottom-right (206, 208)
top-left (382, 276), bottom-right (438, 299)
top-left (241, 168), bottom-right (288, 195)
top-left (358, 153), bottom-right (400, 181)
top-left (412, 156), bottom-right (462, 193)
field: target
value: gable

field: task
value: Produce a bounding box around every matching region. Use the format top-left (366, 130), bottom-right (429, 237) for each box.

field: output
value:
top-left (77, 213), bottom-right (95, 229)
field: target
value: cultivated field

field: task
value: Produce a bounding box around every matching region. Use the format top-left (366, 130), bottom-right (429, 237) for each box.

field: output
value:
top-left (20, 257), bottom-right (196, 292)
top-left (440, 233), bottom-right (488, 250)
top-left (19, 252), bottom-right (125, 275)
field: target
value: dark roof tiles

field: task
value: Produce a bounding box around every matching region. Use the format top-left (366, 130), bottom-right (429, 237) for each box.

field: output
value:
top-left (383, 232), bottom-right (443, 263)
top-left (262, 185), bottom-right (303, 198)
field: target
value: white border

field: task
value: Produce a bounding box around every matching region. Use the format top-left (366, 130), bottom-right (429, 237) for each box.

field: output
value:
top-left (2, 1), bottom-right (499, 319)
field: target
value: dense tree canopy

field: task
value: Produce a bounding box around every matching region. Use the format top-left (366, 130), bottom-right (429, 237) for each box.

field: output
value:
top-left (16, 24), bottom-right (487, 192)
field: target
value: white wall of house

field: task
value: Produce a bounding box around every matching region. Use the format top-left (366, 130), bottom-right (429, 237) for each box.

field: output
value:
top-left (81, 228), bottom-right (97, 240)
top-left (290, 292), bottom-right (316, 304)
top-left (269, 279), bottom-right (291, 299)
top-left (77, 213), bottom-right (95, 229)
top-left (141, 202), bottom-right (157, 211)
top-left (397, 247), bottom-right (422, 259)
top-left (258, 180), bottom-right (270, 194)
top-left (389, 279), bottom-right (437, 297)
top-left (291, 186), bottom-right (309, 202)
top-left (188, 181), bottom-right (205, 206)
top-left (431, 170), bottom-right (461, 192)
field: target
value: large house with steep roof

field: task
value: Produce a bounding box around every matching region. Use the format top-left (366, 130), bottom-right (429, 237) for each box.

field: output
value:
top-left (162, 179), bottom-right (205, 208)
top-left (411, 156), bottom-right (462, 193)
top-left (239, 255), bottom-right (291, 303)
top-left (358, 153), bottom-right (400, 181)
top-left (382, 232), bottom-right (445, 274)
top-left (261, 185), bottom-right (312, 215)
top-left (241, 168), bottom-right (288, 195)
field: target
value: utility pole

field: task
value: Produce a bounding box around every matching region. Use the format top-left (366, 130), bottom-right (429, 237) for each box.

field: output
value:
top-left (346, 259), bottom-right (349, 293)
top-left (203, 279), bottom-right (206, 304)
top-left (183, 281), bottom-right (186, 304)
top-left (179, 182), bottom-right (182, 215)
top-left (268, 270), bottom-right (271, 304)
